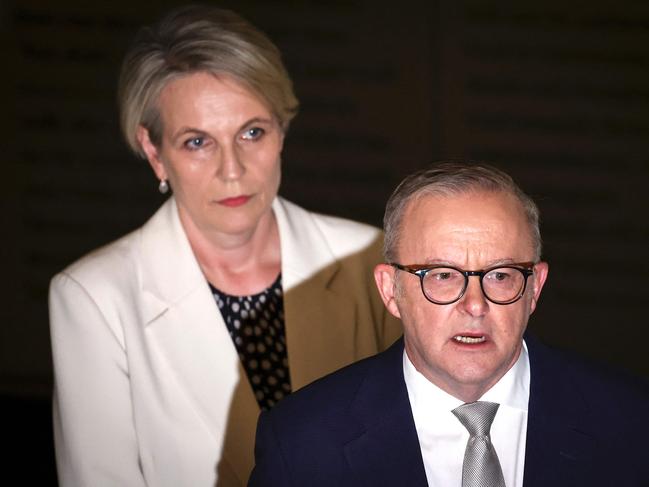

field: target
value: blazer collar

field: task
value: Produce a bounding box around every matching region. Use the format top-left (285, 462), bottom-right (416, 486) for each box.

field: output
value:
top-left (138, 197), bottom-right (206, 324)
top-left (273, 197), bottom-right (340, 292)
top-left (134, 197), bottom-right (359, 483)
top-left (344, 338), bottom-right (428, 486)
top-left (139, 197), bottom-right (343, 323)
top-left (273, 197), bottom-right (364, 389)
top-left (136, 198), bottom-right (243, 479)
top-left (523, 333), bottom-right (596, 486)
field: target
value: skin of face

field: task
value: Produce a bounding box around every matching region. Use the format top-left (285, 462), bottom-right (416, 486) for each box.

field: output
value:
top-left (374, 190), bottom-right (549, 402)
top-left (137, 71), bottom-right (284, 242)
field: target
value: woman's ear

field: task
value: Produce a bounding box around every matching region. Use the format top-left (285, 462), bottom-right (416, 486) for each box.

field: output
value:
top-left (136, 126), bottom-right (167, 180)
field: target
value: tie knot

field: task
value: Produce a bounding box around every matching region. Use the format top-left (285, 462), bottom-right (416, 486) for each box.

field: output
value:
top-left (452, 401), bottom-right (499, 437)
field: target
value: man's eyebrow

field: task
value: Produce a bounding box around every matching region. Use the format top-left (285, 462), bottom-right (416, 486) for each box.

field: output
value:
top-left (411, 258), bottom-right (519, 268)
top-left (407, 259), bottom-right (456, 267)
top-left (482, 258), bottom-right (518, 267)
top-left (422, 259), bottom-right (452, 266)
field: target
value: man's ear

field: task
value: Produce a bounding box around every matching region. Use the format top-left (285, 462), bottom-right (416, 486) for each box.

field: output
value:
top-left (136, 126), bottom-right (167, 181)
top-left (374, 264), bottom-right (401, 319)
top-left (529, 261), bottom-right (549, 314)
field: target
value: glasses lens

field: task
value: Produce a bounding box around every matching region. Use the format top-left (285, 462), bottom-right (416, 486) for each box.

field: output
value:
top-left (482, 267), bottom-right (525, 303)
top-left (422, 267), bottom-right (465, 303)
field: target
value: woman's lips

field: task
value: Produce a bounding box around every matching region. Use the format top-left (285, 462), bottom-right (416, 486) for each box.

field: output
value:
top-left (217, 195), bottom-right (251, 207)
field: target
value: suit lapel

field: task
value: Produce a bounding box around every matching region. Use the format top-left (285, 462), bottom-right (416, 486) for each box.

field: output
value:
top-left (273, 198), bottom-right (358, 390)
top-left (343, 339), bottom-right (428, 486)
top-left (523, 335), bottom-right (597, 486)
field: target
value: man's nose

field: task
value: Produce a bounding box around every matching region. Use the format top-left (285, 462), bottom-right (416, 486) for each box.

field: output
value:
top-left (459, 276), bottom-right (489, 317)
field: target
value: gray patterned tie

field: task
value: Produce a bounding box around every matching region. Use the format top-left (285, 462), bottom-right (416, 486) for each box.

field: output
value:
top-left (452, 401), bottom-right (506, 487)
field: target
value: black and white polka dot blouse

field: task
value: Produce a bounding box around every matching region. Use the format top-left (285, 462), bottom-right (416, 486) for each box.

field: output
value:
top-left (209, 274), bottom-right (292, 411)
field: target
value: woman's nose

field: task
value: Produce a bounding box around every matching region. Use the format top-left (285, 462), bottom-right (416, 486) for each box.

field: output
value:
top-left (217, 146), bottom-right (245, 181)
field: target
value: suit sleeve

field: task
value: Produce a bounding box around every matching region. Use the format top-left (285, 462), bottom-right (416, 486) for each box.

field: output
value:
top-left (248, 411), bottom-right (292, 487)
top-left (49, 272), bottom-right (147, 487)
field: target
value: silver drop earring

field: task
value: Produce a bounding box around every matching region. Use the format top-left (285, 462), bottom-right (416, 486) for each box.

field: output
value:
top-left (158, 179), bottom-right (169, 194)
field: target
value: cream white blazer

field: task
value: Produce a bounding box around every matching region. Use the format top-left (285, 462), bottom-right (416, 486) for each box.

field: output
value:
top-left (50, 197), bottom-right (401, 487)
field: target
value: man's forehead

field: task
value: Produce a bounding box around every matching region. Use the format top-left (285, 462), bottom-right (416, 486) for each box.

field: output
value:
top-left (404, 189), bottom-right (524, 220)
top-left (397, 190), bottom-right (533, 259)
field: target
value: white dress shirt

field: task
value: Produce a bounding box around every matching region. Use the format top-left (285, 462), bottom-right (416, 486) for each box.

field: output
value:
top-left (403, 341), bottom-right (530, 487)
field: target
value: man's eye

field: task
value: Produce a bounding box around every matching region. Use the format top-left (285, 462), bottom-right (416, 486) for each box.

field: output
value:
top-left (430, 270), bottom-right (457, 281)
top-left (185, 137), bottom-right (205, 150)
top-left (488, 271), bottom-right (511, 282)
top-left (241, 127), bottom-right (265, 140)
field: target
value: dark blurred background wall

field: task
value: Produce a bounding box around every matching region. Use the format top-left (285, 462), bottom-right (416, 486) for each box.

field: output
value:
top-left (3, 0), bottom-right (648, 483)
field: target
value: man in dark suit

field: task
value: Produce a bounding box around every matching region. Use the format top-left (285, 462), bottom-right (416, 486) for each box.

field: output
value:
top-left (249, 162), bottom-right (649, 487)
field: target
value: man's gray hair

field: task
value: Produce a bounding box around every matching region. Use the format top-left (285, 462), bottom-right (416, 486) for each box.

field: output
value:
top-left (383, 161), bottom-right (542, 262)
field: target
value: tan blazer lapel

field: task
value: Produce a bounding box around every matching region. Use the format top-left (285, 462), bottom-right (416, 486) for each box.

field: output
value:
top-left (284, 269), bottom-right (357, 389)
top-left (216, 361), bottom-right (260, 486)
top-left (273, 198), bottom-right (358, 389)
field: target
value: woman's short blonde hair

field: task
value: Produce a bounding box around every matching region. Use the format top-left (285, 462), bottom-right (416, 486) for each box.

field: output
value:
top-left (118, 5), bottom-right (299, 158)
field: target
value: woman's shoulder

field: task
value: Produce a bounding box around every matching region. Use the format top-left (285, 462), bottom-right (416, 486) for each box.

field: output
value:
top-left (53, 200), bottom-right (175, 289)
top-left (275, 197), bottom-right (382, 254)
top-left (54, 228), bottom-right (141, 291)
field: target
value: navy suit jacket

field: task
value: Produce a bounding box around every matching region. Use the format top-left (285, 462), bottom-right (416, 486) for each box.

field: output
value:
top-left (249, 335), bottom-right (649, 486)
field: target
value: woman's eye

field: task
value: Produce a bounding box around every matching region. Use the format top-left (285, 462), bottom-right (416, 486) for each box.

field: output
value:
top-left (241, 127), bottom-right (265, 141)
top-left (184, 137), bottom-right (205, 150)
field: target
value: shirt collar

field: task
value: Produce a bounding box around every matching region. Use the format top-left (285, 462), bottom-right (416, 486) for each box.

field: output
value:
top-left (481, 340), bottom-right (529, 411)
top-left (403, 339), bottom-right (530, 415)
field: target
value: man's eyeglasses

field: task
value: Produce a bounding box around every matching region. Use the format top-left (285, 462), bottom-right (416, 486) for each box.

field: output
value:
top-left (390, 262), bottom-right (536, 305)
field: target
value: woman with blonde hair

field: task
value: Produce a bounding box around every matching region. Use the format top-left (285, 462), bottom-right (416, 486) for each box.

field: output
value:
top-left (49, 5), bottom-right (400, 486)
